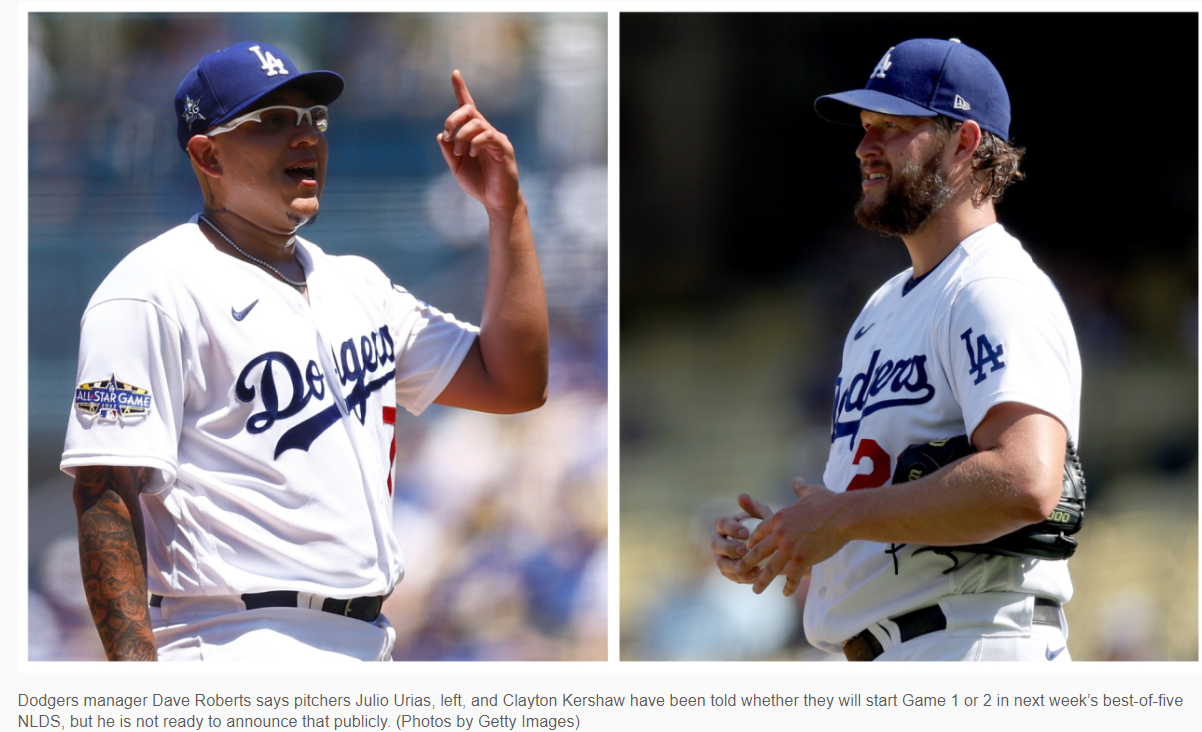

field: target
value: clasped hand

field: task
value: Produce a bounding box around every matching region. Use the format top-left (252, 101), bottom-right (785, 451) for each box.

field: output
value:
top-left (710, 479), bottom-right (850, 598)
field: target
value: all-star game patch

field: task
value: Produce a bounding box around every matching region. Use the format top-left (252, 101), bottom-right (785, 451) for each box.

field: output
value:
top-left (75, 374), bottom-right (153, 421)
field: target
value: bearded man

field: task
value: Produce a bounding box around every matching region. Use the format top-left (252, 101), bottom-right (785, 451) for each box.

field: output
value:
top-left (711, 38), bottom-right (1083, 662)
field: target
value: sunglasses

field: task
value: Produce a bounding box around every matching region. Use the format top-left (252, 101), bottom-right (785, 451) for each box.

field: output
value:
top-left (206, 105), bottom-right (329, 137)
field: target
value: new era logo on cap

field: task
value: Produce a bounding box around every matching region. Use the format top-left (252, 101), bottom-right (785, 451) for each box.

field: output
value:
top-left (814, 38), bottom-right (1011, 139)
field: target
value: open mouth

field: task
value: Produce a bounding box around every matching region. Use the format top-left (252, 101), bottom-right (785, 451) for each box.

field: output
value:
top-left (862, 170), bottom-right (888, 188)
top-left (285, 165), bottom-right (317, 183)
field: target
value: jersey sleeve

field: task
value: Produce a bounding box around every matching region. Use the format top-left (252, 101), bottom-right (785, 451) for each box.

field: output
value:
top-left (60, 298), bottom-right (187, 494)
top-left (387, 284), bottom-right (480, 416)
top-left (942, 277), bottom-right (1081, 442)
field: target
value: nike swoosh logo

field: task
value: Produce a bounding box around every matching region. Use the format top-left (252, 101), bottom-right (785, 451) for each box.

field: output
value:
top-left (855, 323), bottom-right (875, 340)
top-left (1046, 644), bottom-right (1066, 660)
top-left (232, 299), bottom-right (260, 321)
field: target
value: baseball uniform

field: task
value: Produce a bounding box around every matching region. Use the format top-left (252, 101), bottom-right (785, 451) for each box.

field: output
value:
top-left (805, 223), bottom-right (1081, 660)
top-left (61, 216), bottom-right (478, 660)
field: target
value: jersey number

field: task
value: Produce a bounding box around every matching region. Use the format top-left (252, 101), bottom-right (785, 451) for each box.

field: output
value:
top-left (383, 406), bottom-right (397, 496)
top-left (846, 438), bottom-right (891, 491)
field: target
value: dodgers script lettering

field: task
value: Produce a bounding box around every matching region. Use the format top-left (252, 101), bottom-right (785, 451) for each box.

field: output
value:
top-left (236, 325), bottom-right (397, 458)
top-left (831, 348), bottom-right (935, 448)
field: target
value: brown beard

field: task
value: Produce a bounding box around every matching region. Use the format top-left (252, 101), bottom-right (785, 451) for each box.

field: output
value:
top-left (854, 141), bottom-right (953, 236)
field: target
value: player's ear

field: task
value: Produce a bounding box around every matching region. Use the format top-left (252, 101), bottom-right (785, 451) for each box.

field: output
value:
top-left (951, 119), bottom-right (982, 166)
top-left (186, 135), bottom-right (222, 178)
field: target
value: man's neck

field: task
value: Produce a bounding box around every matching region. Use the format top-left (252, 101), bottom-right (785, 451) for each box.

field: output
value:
top-left (900, 196), bottom-right (997, 277)
top-left (201, 208), bottom-right (300, 267)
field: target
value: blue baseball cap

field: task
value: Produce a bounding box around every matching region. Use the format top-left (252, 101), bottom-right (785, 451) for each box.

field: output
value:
top-left (814, 38), bottom-right (1011, 139)
top-left (174, 41), bottom-right (344, 150)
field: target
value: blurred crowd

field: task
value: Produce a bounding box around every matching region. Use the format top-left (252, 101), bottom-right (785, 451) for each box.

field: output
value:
top-left (27, 12), bottom-right (608, 661)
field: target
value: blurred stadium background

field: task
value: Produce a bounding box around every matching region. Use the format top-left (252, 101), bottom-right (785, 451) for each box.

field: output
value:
top-left (620, 13), bottom-right (1197, 662)
top-left (26, 12), bottom-right (607, 661)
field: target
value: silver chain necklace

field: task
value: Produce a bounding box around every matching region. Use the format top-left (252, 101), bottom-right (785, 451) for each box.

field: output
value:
top-left (199, 215), bottom-right (307, 287)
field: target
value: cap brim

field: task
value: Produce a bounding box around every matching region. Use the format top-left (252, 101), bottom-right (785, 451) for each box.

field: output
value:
top-left (814, 89), bottom-right (936, 126)
top-left (277, 70), bottom-right (345, 106)
top-left (211, 70), bottom-right (346, 129)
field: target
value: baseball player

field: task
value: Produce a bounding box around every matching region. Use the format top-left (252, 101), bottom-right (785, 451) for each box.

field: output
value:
top-left (62, 41), bottom-right (548, 661)
top-left (711, 38), bottom-right (1082, 661)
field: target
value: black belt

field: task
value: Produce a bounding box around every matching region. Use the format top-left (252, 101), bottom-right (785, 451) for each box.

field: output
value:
top-left (150, 591), bottom-right (385, 623)
top-left (843, 597), bottom-right (1062, 661)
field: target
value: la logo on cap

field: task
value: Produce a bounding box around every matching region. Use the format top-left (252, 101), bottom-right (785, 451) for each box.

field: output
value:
top-left (249, 45), bottom-right (289, 77)
top-left (870, 47), bottom-right (895, 79)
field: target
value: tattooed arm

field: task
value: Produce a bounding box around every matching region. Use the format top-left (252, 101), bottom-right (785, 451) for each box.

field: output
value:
top-left (72, 465), bottom-right (157, 661)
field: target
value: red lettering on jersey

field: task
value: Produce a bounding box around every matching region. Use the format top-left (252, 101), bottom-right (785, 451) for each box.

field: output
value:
top-left (383, 406), bottom-right (397, 495)
top-left (846, 438), bottom-right (891, 491)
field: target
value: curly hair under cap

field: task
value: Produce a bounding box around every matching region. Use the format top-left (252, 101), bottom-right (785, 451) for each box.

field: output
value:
top-left (933, 115), bottom-right (1026, 204)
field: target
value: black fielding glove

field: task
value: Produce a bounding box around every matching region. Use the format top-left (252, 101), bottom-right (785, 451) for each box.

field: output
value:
top-left (887, 436), bottom-right (1086, 573)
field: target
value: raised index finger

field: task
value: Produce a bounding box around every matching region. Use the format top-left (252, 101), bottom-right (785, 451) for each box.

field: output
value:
top-left (451, 69), bottom-right (476, 109)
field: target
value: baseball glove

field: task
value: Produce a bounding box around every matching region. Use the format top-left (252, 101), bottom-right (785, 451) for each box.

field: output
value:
top-left (886, 435), bottom-right (1086, 574)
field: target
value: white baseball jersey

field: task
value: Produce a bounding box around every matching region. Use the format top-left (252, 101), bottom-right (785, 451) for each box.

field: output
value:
top-left (804, 223), bottom-right (1082, 654)
top-left (61, 216), bottom-right (478, 601)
